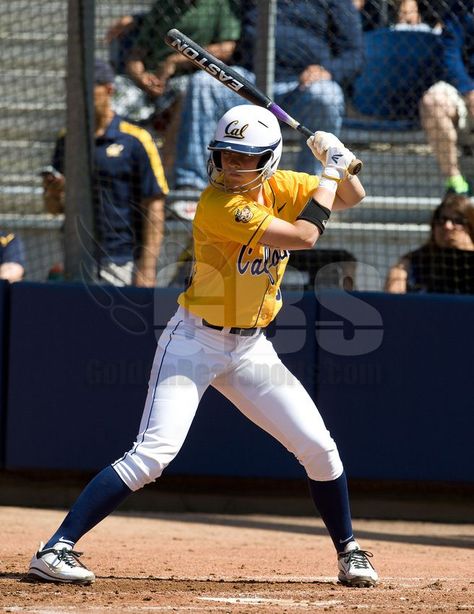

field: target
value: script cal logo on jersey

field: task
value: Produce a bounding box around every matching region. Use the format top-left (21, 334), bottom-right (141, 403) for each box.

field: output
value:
top-left (238, 245), bottom-right (289, 285)
top-left (224, 120), bottom-right (248, 139)
top-left (234, 206), bottom-right (253, 223)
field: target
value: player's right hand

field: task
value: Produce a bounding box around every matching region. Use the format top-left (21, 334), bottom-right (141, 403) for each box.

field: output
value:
top-left (306, 131), bottom-right (345, 164)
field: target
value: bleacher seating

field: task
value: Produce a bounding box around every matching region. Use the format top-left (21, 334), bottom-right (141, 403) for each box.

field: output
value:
top-left (0, 1), bottom-right (67, 215)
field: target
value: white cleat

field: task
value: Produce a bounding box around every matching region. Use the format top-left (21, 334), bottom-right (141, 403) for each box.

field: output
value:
top-left (337, 540), bottom-right (378, 587)
top-left (28, 542), bottom-right (95, 584)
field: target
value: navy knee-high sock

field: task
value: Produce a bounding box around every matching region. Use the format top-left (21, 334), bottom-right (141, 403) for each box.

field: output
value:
top-left (308, 471), bottom-right (354, 553)
top-left (44, 465), bottom-right (133, 548)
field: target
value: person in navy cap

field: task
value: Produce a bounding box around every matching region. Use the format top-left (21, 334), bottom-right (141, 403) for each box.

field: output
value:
top-left (43, 59), bottom-right (169, 286)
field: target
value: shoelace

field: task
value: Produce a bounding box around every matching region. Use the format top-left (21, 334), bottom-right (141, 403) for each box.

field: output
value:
top-left (57, 549), bottom-right (84, 568)
top-left (41, 547), bottom-right (84, 568)
top-left (344, 549), bottom-right (374, 570)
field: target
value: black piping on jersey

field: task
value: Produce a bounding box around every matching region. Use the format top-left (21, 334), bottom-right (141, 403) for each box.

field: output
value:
top-left (244, 212), bottom-right (270, 247)
top-left (112, 319), bottom-right (184, 468)
top-left (252, 278), bottom-right (272, 328)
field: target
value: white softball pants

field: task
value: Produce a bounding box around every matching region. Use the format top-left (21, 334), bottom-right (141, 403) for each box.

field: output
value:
top-left (112, 307), bottom-right (343, 490)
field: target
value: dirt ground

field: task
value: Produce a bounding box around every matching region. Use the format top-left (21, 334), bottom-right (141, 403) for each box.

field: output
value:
top-left (0, 506), bottom-right (472, 613)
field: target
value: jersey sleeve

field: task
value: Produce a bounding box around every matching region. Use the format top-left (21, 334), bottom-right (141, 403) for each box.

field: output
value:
top-left (131, 127), bottom-right (169, 199)
top-left (271, 171), bottom-right (320, 220)
top-left (198, 191), bottom-right (273, 249)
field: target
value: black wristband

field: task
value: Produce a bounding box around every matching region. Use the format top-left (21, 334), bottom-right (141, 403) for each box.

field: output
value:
top-left (296, 198), bottom-right (331, 234)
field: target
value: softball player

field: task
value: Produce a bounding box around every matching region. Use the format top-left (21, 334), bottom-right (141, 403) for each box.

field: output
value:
top-left (28, 105), bottom-right (378, 588)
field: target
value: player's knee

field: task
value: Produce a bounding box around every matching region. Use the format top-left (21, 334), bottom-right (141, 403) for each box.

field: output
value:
top-left (301, 446), bottom-right (343, 482)
top-left (112, 453), bottom-right (168, 491)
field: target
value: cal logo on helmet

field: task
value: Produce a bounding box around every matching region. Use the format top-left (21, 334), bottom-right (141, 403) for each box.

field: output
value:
top-left (224, 120), bottom-right (248, 139)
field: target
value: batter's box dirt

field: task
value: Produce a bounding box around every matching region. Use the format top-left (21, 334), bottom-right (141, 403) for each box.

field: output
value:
top-left (1, 578), bottom-right (474, 612)
top-left (0, 507), bottom-right (473, 613)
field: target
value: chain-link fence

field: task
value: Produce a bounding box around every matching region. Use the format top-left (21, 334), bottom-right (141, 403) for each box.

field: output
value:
top-left (1, 0), bottom-right (473, 294)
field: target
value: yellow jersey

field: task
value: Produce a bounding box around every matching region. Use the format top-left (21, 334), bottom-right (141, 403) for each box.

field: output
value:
top-left (178, 170), bottom-right (319, 327)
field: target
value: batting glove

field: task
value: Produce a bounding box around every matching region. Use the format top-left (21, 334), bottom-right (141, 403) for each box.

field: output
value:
top-left (306, 131), bottom-right (345, 164)
top-left (322, 146), bottom-right (356, 182)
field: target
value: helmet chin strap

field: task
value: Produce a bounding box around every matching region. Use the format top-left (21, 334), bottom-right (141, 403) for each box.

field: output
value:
top-left (222, 167), bottom-right (268, 193)
top-left (208, 154), bottom-right (274, 194)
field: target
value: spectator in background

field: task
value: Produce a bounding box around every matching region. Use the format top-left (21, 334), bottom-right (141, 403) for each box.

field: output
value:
top-left (107, 0), bottom-right (240, 188)
top-left (348, 0), bottom-right (442, 122)
top-left (354, 0), bottom-right (423, 30)
top-left (171, 0), bottom-right (364, 213)
top-left (392, 0), bottom-right (421, 28)
top-left (43, 60), bottom-right (169, 287)
top-left (385, 194), bottom-right (474, 294)
top-left (109, 1), bottom-right (240, 126)
top-left (420, 2), bottom-right (474, 196)
top-left (356, 0), bottom-right (442, 31)
top-left (395, 0), bottom-right (420, 24)
top-left (0, 231), bottom-right (25, 282)
top-left (390, 0), bottom-right (441, 32)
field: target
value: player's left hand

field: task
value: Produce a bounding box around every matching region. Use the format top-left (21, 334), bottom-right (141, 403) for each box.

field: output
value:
top-left (307, 131), bottom-right (345, 164)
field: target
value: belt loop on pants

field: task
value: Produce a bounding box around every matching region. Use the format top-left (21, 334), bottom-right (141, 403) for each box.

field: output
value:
top-left (202, 319), bottom-right (260, 337)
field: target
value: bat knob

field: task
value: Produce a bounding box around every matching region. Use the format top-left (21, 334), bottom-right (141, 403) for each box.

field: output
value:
top-left (348, 159), bottom-right (363, 175)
